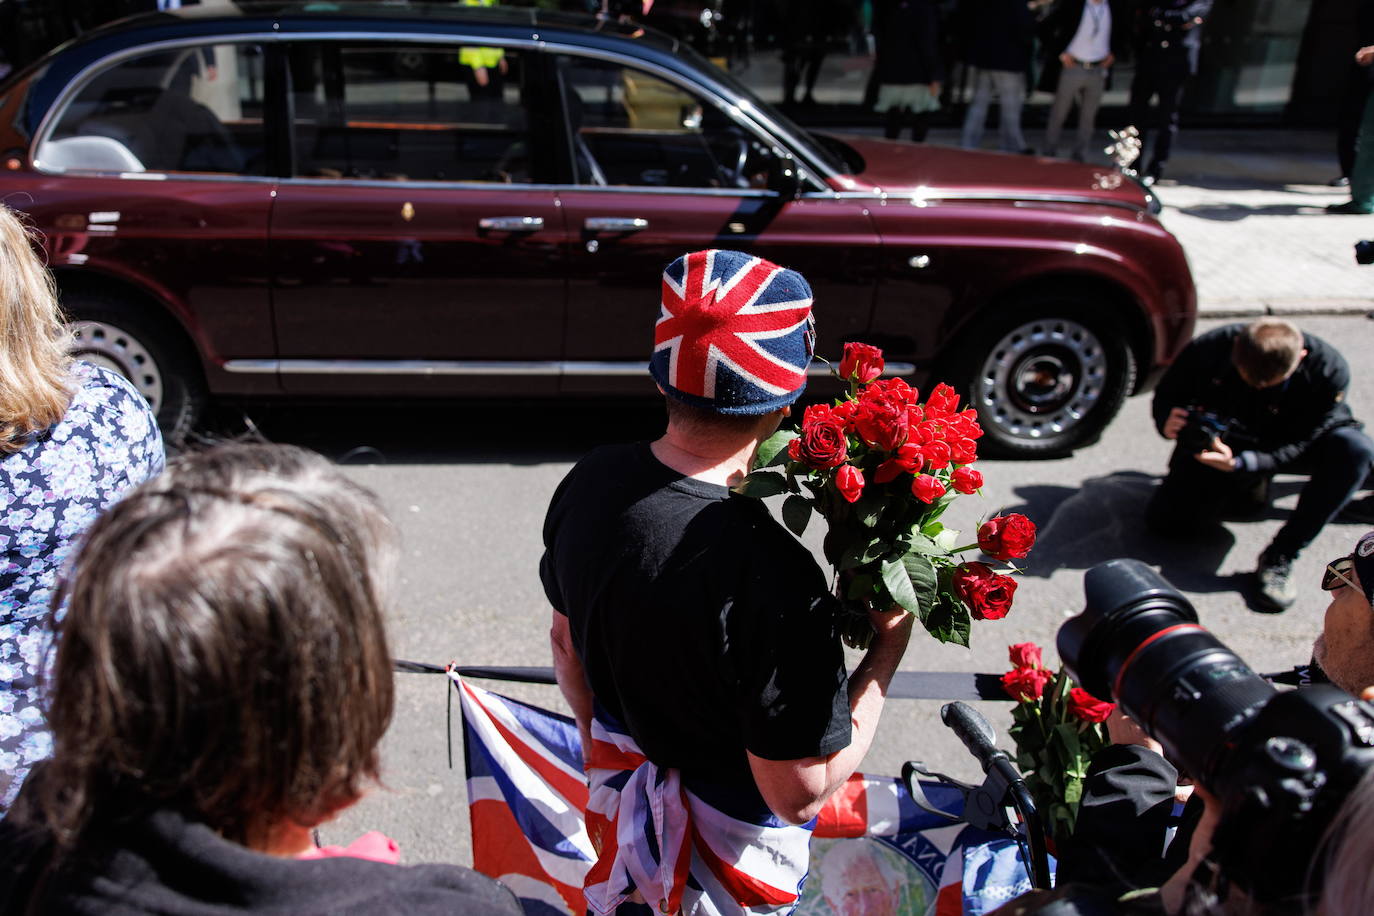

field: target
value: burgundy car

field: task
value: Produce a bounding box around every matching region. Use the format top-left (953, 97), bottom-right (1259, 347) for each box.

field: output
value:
top-left (0, 2), bottom-right (1195, 456)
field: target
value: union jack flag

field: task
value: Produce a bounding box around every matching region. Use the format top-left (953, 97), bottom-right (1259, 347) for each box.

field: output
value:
top-left (456, 673), bottom-right (1046, 915)
top-left (650, 250), bottom-right (815, 415)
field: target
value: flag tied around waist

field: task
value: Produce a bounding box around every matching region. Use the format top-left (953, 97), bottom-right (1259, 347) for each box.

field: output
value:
top-left (455, 673), bottom-right (1047, 915)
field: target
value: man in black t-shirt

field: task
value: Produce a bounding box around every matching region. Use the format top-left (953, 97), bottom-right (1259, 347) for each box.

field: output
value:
top-left (541, 249), bottom-right (913, 915)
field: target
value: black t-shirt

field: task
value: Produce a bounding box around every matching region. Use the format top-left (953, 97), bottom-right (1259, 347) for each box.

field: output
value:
top-left (540, 442), bottom-right (851, 790)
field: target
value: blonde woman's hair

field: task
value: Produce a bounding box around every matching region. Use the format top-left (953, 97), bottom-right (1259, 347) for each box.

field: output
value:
top-left (0, 204), bottom-right (72, 451)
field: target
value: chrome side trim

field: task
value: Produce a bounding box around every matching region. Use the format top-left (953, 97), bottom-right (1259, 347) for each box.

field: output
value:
top-left (224, 358), bottom-right (919, 377)
top-left (803, 189), bottom-right (1145, 212)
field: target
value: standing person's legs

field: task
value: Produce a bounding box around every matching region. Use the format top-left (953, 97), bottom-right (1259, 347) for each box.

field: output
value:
top-left (884, 105), bottom-right (908, 139)
top-left (994, 69), bottom-right (1028, 152)
top-left (1127, 63), bottom-right (1158, 164)
top-left (910, 111), bottom-right (932, 142)
top-left (1337, 66), bottom-right (1370, 181)
top-left (1072, 67), bottom-right (1108, 161)
top-left (1267, 427), bottom-right (1374, 563)
top-left (960, 68), bottom-right (994, 148)
top-left (1044, 68), bottom-right (1086, 157)
top-left (1146, 68), bottom-right (1188, 178)
top-left (1348, 91), bottom-right (1374, 212)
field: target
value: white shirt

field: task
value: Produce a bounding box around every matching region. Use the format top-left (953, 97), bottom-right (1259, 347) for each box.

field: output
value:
top-left (1064, 0), bottom-right (1112, 64)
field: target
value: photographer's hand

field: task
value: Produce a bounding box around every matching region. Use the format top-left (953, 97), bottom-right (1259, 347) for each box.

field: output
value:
top-left (1194, 437), bottom-right (1235, 472)
top-left (1106, 707), bottom-right (1163, 756)
top-left (1163, 407), bottom-right (1189, 440)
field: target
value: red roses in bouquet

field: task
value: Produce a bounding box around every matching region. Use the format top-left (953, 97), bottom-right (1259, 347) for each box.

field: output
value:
top-left (1001, 642), bottom-right (1115, 847)
top-left (736, 342), bottom-right (1038, 648)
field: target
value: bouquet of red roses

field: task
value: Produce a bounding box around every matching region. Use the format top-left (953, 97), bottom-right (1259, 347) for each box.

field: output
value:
top-left (1001, 642), bottom-right (1115, 847)
top-left (734, 342), bottom-right (1037, 648)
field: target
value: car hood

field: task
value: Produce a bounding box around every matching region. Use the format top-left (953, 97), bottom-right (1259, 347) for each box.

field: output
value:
top-left (818, 133), bottom-right (1150, 211)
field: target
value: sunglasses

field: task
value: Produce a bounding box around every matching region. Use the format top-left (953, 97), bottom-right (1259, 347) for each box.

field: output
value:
top-left (1322, 555), bottom-right (1360, 592)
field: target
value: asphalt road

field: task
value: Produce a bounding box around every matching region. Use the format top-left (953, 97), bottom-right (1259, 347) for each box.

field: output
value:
top-left (241, 314), bottom-right (1374, 868)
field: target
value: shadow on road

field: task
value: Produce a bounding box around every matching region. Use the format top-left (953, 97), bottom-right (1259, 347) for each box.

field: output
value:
top-left (191, 400), bottom-right (669, 465)
top-left (1176, 202), bottom-right (1329, 222)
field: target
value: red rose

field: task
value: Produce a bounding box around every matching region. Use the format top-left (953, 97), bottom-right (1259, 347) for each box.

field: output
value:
top-left (853, 398), bottom-right (909, 451)
top-left (1008, 642), bottom-right (1042, 669)
top-left (947, 408), bottom-right (984, 440)
top-left (911, 474), bottom-right (946, 504)
top-left (911, 420), bottom-right (938, 445)
top-left (949, 437), bottom-right (978, 465)
top-left (788, 418), bottom-right (849, 469)
top-left (977, 513), bottom-right (1037, 561)
top-left (1002, 666), bottom-right (1053, 702)
top-left (951, 466), bottom-right (983, 494)
top-left (869, 376), bottom-right (918, 405)
top-left (1067, 688), bottom-right (1116, 723)
top-left (873, 443), bottom-right (921, 483)
top-left (952, 561), bottom-right (1018, 620)
top-left (921, 440), bottom-right (952, 471)
top-left (802, 403), bottom-right (837, 426)
top-left (925, 382), bottom-right (961, 418)
top-left (835, 464), bottom-right (864, 503)
top-left (839, 342), bottom-right (885, 384)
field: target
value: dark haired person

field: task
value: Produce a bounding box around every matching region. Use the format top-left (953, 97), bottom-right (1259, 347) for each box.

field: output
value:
top-left (0, 443), bottom-right (521, 915)
top-left (1127, 0), bottom-right (1212, 185)
top-left (1147, 319), bottom-right (1374, 611)
top-left (542, 250), bottom-right (912, 913)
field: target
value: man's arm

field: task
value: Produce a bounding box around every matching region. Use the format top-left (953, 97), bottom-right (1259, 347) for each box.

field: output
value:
top-left (746, 608), bottom-right (913, 825)
top-left (551, 610), bottom-right (595, 768)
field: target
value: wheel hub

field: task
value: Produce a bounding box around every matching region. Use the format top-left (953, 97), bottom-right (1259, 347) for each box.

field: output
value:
top-left (71, 320), bottom-right (164, 411)
top-left (973, 318), bottom-right (1108, 441)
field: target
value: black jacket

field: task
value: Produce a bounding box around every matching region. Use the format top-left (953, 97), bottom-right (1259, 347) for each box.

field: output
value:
top-left (1151, 324), bottom-right (1360, 474)
top-left (1134, 0), bottom-right (1212, 74)
top-left (1036, 0), bottom-right (1130, 92)
top-left (0, 805), bottom-right (523, 915)
top-left (961, 0), bottom-right (1036, 73)
top-left (873, 0), bottom-right (945, 85)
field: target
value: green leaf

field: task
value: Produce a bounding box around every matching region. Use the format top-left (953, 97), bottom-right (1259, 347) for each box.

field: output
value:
top-left (1064, 776), bottom-right (1083, 806)
top-left (732, 471), bottom-right (787, 498)
top-left (904, 533), bottom-right (943, 557)
top-left (881, 557), bottom-right (921, 614)
top-left (921, 519), bottom-right (945, 539)
top-left (919, 590), bottom-right (971, 647)
top-left (855, 495), bottom-right (883, 529)
top-left (781, 495), bottom-right (812, 537)
top-left (846, 573), bottom-right (876, 601)
top-left (839, 537), bottom-right (889, 571)
top-left (754, 430), bottom-right (797, 469)
top-left (901, 553), bottom-right (938, 611)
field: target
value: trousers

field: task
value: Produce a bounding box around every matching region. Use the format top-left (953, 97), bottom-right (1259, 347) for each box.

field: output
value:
top-left (960, 67), bottom-right (1028, 153)
top-left (1146, 425), bottom-right (1374, 560)
top-left (1128, 58), bottom-right (1189, 171)
top-left (1044, 65), bottom-right (1108, 161)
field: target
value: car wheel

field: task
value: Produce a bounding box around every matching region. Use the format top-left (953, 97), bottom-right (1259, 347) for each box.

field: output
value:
top-left (949, 301), bottom-right (1136, 459)
top-left (66, 295), bottom-right (205, 446)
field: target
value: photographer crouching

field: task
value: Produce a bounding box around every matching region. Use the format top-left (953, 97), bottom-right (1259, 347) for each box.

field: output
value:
top-left (1148, 319), bottom-right (1374, 611)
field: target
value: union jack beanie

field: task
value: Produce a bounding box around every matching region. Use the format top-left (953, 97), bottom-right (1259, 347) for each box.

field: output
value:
top-left (650, 249), bottom-right (816, 416)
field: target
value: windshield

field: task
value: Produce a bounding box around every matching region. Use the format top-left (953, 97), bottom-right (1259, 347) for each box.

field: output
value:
top-left (671, 41), bottom-right (847, 177)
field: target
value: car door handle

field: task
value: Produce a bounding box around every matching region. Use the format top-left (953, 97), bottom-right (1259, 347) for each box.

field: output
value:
top-left (584, 217), bottom-right (649, 233)
top-left (478, 216), bottom-right (544, 232)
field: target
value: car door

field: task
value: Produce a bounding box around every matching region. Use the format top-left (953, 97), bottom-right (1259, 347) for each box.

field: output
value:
top-left (268, 39), bottom-right (569, 397)
top-left (552, 53), bottom-right (882, 396)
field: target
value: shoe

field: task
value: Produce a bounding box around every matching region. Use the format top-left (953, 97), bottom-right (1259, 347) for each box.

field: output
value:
top-left (1340, 493), bottom-right (1374, 525)
top-left (1330, 176), bottom-right (1351, 188)
top-left (1255, 552), bottom-right (1297, 612)
top-left (1326, 200), bottom-right (1374, 214)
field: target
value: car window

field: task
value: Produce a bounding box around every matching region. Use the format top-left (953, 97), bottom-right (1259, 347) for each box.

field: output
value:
top-left (556, 55), bottom-right (777, 191)
top-left (40, 44), bottom-right (266, 176)
top-left (287, 43), bottom-right (531, 183)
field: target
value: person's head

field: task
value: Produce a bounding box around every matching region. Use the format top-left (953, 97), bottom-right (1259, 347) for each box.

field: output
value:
top-left (21, 442), bottom-right (397, 852)
top-left (0, 204), bottom-right (72, 451)
top-left (1231, 319), bottom-right (1307, 389)
top-left (1313, 531), bottom-right (1374, 696)
top-left (819, 841), bottom-right (903, 916)
top-left (649, 249), bottom-right (815, 435)
top-left (1312, 764), bottom-right (1374, 915)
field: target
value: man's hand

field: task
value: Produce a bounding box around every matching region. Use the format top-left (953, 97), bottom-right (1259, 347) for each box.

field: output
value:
top-left (929, 81), bottom-right (942, 97)
top-left (1194, 436), bottom-right (1235, 472)
top-left (868, 605), bottom-right (915, 642)
top-left (1106, 707), bottom-right (1163, 755)
top-left (1060, 51), bottom-right (1076, 68)
top-left (1102, 53), bottom-right (1115, 68)
top-left (1357, 45), bottom-right (1374, 67)
top-left (1162, 406), bottom-right (1189, 440)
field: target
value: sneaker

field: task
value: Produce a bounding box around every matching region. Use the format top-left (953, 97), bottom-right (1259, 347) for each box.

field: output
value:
top-left (1341, 493), bottom-right (1374, 525)
top-left (1330, 176), bottom-right (1351, 188)
top-left (1255, 553), bottom-right (1297, 612)
top-left (1326, 200), bottom-right (1374, 214)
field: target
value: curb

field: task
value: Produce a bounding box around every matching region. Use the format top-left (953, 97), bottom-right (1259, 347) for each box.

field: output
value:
top-left (1199, 300), bottom-right (1373, 319)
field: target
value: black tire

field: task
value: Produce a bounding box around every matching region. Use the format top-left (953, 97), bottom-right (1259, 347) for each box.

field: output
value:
top-left (946, 297), bottom-right (1137, 459)
top-left (64, 293), bottom-right (205, 446)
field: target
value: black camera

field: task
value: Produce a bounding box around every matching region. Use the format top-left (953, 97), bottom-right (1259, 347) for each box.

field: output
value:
top-left (1176, 407), bottom-right (1230, 454)
top-left (1356, 240), bottom-right (1374, 265)
top-left (1058, 560), bottom-right (1374, 905)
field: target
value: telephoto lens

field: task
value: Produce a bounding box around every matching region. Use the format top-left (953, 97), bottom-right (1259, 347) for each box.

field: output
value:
top-left (1058, 559), bottom-right (1374, 906)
